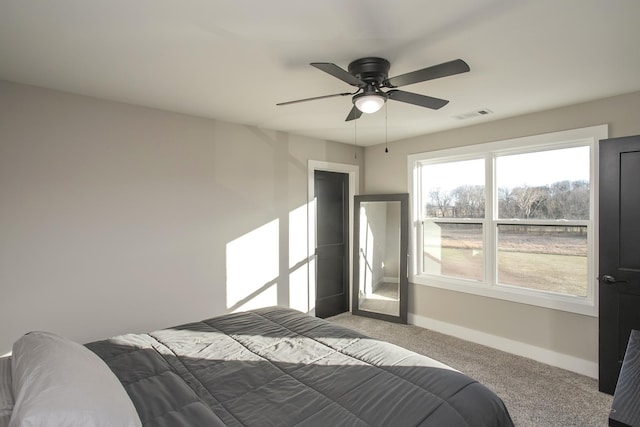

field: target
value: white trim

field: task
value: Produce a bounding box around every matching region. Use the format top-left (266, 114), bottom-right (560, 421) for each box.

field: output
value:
top-left (412, 276), bottom-right (597, 316)
top-left (408, 125), bottom-right (608, 162)
top-left (407, 125), bottom-right (608, 317)
top-left (408, 312), bottom-right (598, 379)
top-left (308, 161), bottom-right (359, 315)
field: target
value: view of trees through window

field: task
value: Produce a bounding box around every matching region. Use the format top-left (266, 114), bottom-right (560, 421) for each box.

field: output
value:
top-left (426, 179), bottom-right (589, 220)
top-left (420, 145), bottom-right (590, 297)
top-left (499, 180), bottom-right (589, 220)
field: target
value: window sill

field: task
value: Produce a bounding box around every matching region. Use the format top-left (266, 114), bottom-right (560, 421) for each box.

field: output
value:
top-left (411, 274), bottom-right (597, 317)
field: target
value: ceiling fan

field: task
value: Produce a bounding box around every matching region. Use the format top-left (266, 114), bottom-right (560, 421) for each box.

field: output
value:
top-left (277, 57), bottom-right (470, 121)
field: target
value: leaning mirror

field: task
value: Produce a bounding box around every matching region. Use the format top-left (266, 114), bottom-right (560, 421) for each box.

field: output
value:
top-left (352, 193), bottom-right (408, 324)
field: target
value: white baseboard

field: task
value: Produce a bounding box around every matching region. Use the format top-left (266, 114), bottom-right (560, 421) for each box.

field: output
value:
top-left (408, 313), bottom-right (598, 379)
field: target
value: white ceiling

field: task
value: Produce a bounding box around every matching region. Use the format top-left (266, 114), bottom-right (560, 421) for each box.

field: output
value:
top-left (1, 0), bottom-right (639, 146)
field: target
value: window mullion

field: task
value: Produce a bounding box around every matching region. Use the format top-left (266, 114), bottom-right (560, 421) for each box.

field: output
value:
top-left (413, 165), bottom-right (424, 279)
top-left (423, 218), bottom-right (484, 224)
top-left (496, 219), bottom-right (590, 227)
top-left (486, 154), bottom-right (496, 287)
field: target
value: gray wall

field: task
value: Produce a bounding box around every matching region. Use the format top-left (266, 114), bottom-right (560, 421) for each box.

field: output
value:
top-left (363, 91), bottom-right (640, 375)
top-left (3, 77), bottom-right (639, 376)
top-left (0, 80), bottom-right (363, 353)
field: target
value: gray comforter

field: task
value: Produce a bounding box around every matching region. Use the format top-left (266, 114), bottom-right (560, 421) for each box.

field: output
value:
top-left (87, 307), bottom-right (514, 427)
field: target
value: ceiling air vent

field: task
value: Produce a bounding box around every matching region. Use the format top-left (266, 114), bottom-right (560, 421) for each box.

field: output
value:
top-left (454, 109), bottom-right (494, 120)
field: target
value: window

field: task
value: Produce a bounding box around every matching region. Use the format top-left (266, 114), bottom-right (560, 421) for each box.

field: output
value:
top-left (408, 125), bottom-right (607, 316)
top-left (421, 159), bottom-right (485, 282)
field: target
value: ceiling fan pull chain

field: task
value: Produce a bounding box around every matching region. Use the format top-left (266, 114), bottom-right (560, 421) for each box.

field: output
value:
top-left (354, 116), bottom-right (358, 159)
top-left (385, 102), bottom-right (389, 153)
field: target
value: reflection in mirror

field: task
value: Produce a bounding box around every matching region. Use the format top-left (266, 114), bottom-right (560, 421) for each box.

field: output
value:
top-left (353, 194), bottom-right (408, 324)
top-left (358, 201), bottom-right (401, 316)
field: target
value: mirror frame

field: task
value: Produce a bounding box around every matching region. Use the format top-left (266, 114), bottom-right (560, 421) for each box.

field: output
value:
top-left (352, 193), bottom-right (408, 324)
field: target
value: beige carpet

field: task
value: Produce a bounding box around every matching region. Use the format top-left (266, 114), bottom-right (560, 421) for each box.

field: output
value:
top-left (328, 312), bottom-right (613, 427)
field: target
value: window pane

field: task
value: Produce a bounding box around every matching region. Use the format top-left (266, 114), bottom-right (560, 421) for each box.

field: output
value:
top-left (497, 146), bottom-right (590, 220)
top-left (497, 225), bottom-right (587, 297)
top-left (423, 222), bottom-right (483, 281)
top-left (421, 159), bottom-right (485, 218)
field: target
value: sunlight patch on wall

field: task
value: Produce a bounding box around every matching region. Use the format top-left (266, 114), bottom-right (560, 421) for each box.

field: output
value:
top-left (289, 204), bottom-right (307, 268)
top-left (289, 264), bottom-right (307, 313)
top-left (289, 203), bottom-right (309, 312)
top-left (307, 198), bottom-right (317, 313)
top-left (226, 219), bottom-right (279, 312)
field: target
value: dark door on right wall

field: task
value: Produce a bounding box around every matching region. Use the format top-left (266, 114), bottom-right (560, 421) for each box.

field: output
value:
top-left (599, 134), bottom-right (640, 394)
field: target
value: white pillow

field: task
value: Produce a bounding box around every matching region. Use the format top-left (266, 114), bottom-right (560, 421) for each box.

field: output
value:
top-left (9, 332), bottom-right (141, 427)
top-left (0, 356), bottom-right (13, 427)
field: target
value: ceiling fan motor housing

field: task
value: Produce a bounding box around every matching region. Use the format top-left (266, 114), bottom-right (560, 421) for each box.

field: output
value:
top-left (348, 57), bottom-right (390, 86)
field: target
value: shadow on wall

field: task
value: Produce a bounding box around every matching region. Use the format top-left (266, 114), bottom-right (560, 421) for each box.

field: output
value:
top-left (223, 125), bottom-right (361, 316)
top-left (224, 127), bottom-right (317, 315)
top-left (225, 201), bottom-right (316, 314)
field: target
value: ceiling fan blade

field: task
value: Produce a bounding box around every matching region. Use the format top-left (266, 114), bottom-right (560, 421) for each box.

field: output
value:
top-left (345, 106), bottom-right (363, 121)
top-left (311, 62), bottom-right (365, 87)
top-left (385, 59), bottom-right (470, 88)
top-left (387, 90), bottom-right (449, 109)
top-left (277, 92), bottom-right (352, 106)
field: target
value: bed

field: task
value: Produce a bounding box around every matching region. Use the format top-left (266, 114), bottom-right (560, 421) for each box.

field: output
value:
top-left (2, 307), bottom-right (514, 426)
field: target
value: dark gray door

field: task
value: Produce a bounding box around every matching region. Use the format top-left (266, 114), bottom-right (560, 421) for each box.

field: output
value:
top-left (599, 134), bottom-right (640, 394)
top-left (314, 170), bottom-right (349, 318)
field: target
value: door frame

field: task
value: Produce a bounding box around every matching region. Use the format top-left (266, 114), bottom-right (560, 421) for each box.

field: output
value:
top-left (308, 160), bottom-right (359, 316)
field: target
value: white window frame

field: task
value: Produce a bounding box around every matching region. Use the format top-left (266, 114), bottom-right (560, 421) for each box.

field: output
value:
top-left (408, 125), bottom-right (608, 316)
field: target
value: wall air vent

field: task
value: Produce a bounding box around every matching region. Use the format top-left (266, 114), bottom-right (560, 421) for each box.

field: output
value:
top-left (453, 109), bottom-right (494, 120)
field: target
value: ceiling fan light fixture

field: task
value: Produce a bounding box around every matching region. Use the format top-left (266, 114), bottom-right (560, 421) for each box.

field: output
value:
top-left (353, 92), bottom-right (386, 114)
